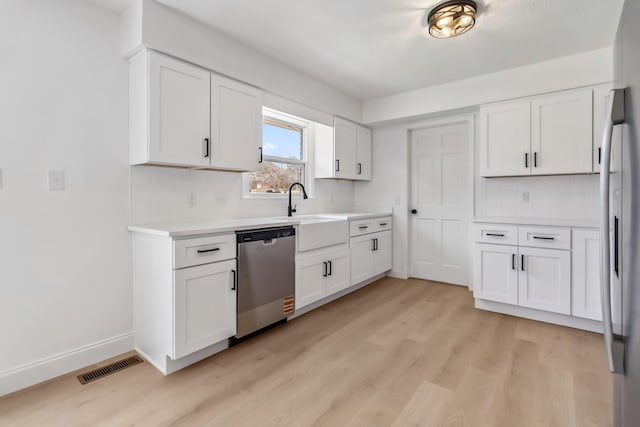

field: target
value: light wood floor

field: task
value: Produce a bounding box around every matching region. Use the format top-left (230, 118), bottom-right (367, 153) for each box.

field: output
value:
top-left (0, 278), bottom-right (612, 427)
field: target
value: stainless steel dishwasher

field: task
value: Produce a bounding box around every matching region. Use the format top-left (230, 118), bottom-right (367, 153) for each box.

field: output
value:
top-left (235, 226), bottom-right (296, 338)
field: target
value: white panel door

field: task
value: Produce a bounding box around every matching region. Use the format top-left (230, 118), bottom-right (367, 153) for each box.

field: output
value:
top-left (173, 259), bottom-right (236, 359)
top-left (350, 234), bottom-right (375, 285)
top-left (572, 229), bottom-right (602, 321)
top-left (518, 247), bottom-right (571, 314)
top-left (410, 122), bottom-right (470, 285)
top-left (478, 100), bottom-right (531, 177)
top-left (372, 231), bottom-right (392, 276)
top-left (473, 243), bottom-right (518, 305)
top-left (149, 52), bottom-right (211, 167)
top-left (355, 125), bottom-right (372, 180)
top-left (531, 88), bottom-right (593, 175)
top-left (210, 74), bottom-right (262, 172)
top-left (325, 249), bottom-right (351, 295)
top-left (333, 117), bottom-right (357, 179)
top-left (295, 254), bottom-right (327, 310)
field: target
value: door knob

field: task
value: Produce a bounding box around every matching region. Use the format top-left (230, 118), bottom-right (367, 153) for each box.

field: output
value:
top-left (411, 209), bottom-right (418, 214)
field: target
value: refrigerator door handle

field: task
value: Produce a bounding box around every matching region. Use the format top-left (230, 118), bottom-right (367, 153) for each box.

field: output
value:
top-left (600, 88), bottom-right (625, 375)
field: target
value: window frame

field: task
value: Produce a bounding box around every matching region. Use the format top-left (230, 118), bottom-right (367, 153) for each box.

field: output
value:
top-left (243, 108), bottom-right (315, 199)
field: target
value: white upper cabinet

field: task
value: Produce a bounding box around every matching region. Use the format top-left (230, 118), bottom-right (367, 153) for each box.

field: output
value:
top-left (531, 88), bottom-right (593, 175)
top-left (479, 100), bottom-right (531, 177)
top-left (356, 125), bottom-right (372, 180)
top-left (479, 86), bottom-right (597, 177)
top-left (316, 117), bottom-right (372, 181)
top-left (129, 49), bottom-right (263, 172)
top-left (210, 74), bottom-right (262, 172)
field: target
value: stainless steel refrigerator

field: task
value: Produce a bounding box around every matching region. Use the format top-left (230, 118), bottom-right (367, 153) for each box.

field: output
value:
top-left (602, 0), bottom-right (640, 425)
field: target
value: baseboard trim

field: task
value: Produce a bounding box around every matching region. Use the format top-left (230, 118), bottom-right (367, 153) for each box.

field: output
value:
top-left (0, 332), bottom-right (134, 397)
top-left (475, 299), bottom-right (603, 333)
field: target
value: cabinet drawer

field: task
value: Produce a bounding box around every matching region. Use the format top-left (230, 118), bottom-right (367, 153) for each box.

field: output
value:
top-left (174, 234), bottom-right (236, 269)
top-left (350, 216), bottom-right (392, 237)
top-left (473, 223), bottom-right (518, 245)
top-left (518, 226), bottom-right (570, 250)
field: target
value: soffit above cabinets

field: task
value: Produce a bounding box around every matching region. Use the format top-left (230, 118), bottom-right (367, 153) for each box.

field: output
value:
top-left (155, 0), bottom-right (624, 100)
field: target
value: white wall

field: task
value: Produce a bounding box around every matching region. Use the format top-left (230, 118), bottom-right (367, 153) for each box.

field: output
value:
top-left (363, 47), bottom-right (613, 124)
top-left (120, 0), bottom-right (362, 124)
top-left (0, 0), bottom-right (131, 395)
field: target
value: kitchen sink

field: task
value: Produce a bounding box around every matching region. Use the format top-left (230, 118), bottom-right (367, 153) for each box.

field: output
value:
top-left (288, 215), bottom-right (348, 251)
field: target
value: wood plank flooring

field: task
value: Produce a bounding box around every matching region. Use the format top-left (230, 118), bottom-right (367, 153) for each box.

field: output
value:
top-left (0, 278), bottom-right (612, 426)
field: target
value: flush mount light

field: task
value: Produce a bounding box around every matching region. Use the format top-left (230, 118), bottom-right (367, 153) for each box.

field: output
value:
top-left (427, 0), bottom-right (477, 39)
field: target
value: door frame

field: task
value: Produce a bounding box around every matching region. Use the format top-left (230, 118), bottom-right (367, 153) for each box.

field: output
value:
top-left (407, 113), bottom-right (475, 289)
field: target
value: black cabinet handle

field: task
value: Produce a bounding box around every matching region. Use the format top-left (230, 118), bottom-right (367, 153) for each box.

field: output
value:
top-left (534, 152), bottom-right (538, 167)
top-left (335, 159), bottom-right (340, 172)
top-left (379, 222), bottom-right (388, 226)
top-left (411, 209), bottom-right (418, 214)
top-left (614, 216), bottom-right (619, 277)
top-left (323, 262), bottom-right (328, 277)
top-left (371, 239), bottom-right (376, 251)
top-left (231, 270), bottom-right (236, 291)
top-left (512, 254), bottom-right (516, 270)
top-left (197, 247), bottom-right (220, 253)
top-left (358, 225), bottom-right (369, 229)
top-left (525, 152), bottom-right (528, 168)
top-left (486, 233), bottom-right (505, 237)
top-left (375, 238), bottom-right (378, 251)
top-left (521, 254), bottom-right (525, 271)
top-left (327, 260), bottom-right (332, 276)
top-left (598, 147), bottom-right (602, 164)
top-left (203, 138), bottom-right (210, 158)
top-left (357, 162), bottom-right (362, 175)
top-left (532, 236), bottom-right (554, 240)
top-left (258, 146), bottom-right (263, 163)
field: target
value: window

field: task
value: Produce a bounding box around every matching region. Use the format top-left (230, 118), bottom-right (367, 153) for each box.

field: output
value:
top-left (246, 109), bottom-right (312, 197)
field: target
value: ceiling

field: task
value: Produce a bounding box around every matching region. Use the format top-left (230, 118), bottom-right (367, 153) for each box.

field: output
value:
top-left (94, 0), bottom-right (625, 100)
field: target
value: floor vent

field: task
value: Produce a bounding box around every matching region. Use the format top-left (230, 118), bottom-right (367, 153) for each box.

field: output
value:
top-left (77, 355), bottom-right (143, 385)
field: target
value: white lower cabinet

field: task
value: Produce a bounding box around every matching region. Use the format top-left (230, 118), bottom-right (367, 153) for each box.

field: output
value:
top-left (572, 229), bottom-right (602, 320)
top-left (350, 230), bottom-right (392, 285)
top-left (473, 244), bottom-right (518, 305)
top-left (173, 259), bottom-right (237, 359)
top-left (295, 248), bottom-right (350, 310)
top-left (518, 247), bottom-right (571, 315)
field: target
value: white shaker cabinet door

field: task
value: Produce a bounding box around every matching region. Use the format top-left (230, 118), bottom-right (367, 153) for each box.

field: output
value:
top-left (325, 249), bottom-right (351, 296)
top-left (333, 117), bottom-right (357, 179)
top-left (473, 243), bottom-right (518, 305)
top-left (478, 100), bottom-right (531, 177)
top-left (518, 247), bottom-right (571, 314)
top-left (355, 125), bottom-right (372, 181)
top-left (295, 255), bottom-right (327, 310)
top-left (173, 259), bottom-right (237, 359)
top-left (210, 74), bottom-right (263, 172)
top-left (350, 234), bottom-right (375, 286)
top-left (531, 88), bottom-right (593, 175)
top-left (148, 52), bottom-right (211, 167)
top-left (572, 230), bottom-right (602, 321)
top-left (372, 231), bottom-right (392, 276)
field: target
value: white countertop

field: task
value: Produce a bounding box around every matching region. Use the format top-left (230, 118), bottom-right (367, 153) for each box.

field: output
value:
top-left (474, 217), bottom-right (599, 229)
top-left (129, 212), bottom-right (392, 237)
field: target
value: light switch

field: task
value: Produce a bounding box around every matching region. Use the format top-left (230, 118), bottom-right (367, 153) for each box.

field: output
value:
top-left (48, 170), bottom-right (65, 191)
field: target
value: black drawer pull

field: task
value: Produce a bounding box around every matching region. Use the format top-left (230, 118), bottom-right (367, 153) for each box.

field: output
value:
top-left (197, 247), bottom-right (221, 254)
top-left (359, 225), bottom-right (369, 229)
top-left (532, 236), bottom-right (554, 240)
top-left (379, 222), bottom-right (388, 226)
top-left (486, 233), bottom-right (505, 237)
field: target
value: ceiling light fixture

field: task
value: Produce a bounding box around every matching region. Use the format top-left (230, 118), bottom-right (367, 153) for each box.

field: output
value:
top-left (427, 0), bottom-right (477, 39)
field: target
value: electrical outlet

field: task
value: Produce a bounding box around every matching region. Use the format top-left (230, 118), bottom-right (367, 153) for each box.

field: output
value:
top-left (521, 191), bottom-right (530, 203)
top-left (47, 170), bottom-right (65, 191)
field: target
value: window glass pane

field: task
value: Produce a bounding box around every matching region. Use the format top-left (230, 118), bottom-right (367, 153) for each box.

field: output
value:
top-left (249, 162), bottom-right (303, 194)
top-left (262, 122), bottom-right (302, 160)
